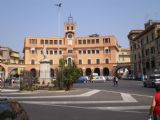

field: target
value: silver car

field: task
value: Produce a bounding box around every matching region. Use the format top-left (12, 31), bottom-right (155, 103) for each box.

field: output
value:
top-left (143, 74), bottom-right (160, 87)
top-left (91, 76), bottom-right (106, 83)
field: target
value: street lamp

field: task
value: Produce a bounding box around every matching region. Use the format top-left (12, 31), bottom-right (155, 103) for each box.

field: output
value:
top-left (55, 2), bottom-right (63, 89)
top-left (55, 2), bottom-right (62, 66)
top-left (131, 40), bottom-right (144, 80)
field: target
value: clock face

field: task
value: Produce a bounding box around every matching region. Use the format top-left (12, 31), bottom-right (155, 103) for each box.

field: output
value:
top-left (68, 33), bottom-right (72, 38)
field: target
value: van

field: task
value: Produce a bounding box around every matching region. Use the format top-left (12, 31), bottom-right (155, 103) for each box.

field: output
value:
top-left (143, 74), bottom-right (160, 87)
top-left (91, 73), bottom-right (98, 81)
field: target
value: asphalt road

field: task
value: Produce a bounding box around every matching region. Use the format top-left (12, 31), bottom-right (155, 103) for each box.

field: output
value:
top-left (1, 80), bottom-right (155, 120)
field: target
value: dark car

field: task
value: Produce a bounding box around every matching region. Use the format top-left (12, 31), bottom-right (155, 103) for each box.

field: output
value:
top-left (0, 99), bottom-right (29, 120)
top-left (143, 74), bottom-right (160, 87)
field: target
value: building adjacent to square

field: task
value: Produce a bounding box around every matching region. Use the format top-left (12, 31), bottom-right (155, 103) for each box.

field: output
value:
top-left (128, 20), bottom-right (160, 78)
top-left (23, 16), bottom-right (119, 77)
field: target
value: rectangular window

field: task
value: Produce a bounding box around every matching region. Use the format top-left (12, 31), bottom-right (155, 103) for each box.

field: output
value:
top-left (145, 49), bottom-right (149, 56)
top-left (41, 40), bottom-right (44, 44)
top-left (79, 50), bottom-right (82, 54)
top-left (152, 33), bottom-right (154, 41)
top-left (92, 50), bottom-right (95, 54)
top-left (151, 47), bottom-right (155, 54)
top-left (68, 50), bottom-right (72, 53)
top-left (45, 40), bottom-right (48, 44)
top-left (87, 39), bottom-right (90, 44)
top-left (146, 36), bottom-right (149, 43)
top-left (49, 40), bottom-right (53, 44)
top-left (31, 60), bottom-right (35, 65)
top-left (83, 40), bottom-right (86, 44)
top-left (91, 39), bottom-right (95, 44)
top-left (78, 40), bottom-right (82, 44)
top-left (50, 50), bottom-right (53, 55)
top-left (50, 60), bottom-right (53, 65)
top-left (87, 50), bottom-right (91, 54)
top-left (96, 49), bottom-right (99, 54)
top-left (54, 50), bottom-right (57, 55)
top-left (31, 50), bottom-right (35, 54)
top-left (79, 59), bottom-right (82, 64)
top-left (30, 39), bottom-right (37, 44)
top-left (83, 50), bottom-right (86, 54)
top-left (59, 40), bottom-right (62, 45)
top-left (105, 59), bottom-right (109, 64)
top-left (88, 59), bottom-right (91, 64)
top-left (54, 40), bottom-right (58, 45)
top-left (96, 39), bottom-right (99, 44)
top-left (96, 59), bottom-right (100, 64)
top-left (104, 38), bottom-right (110, 43)
top-left (59, 50), bottom-right (62, 55)
top-left (157, 29), bottom-right (160, 37)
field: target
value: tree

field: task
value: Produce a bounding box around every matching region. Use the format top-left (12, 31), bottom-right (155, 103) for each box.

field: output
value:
top-left (63, 61), bottom-right (82, 90)
top-left (56, 58), bottom-right (67, 89)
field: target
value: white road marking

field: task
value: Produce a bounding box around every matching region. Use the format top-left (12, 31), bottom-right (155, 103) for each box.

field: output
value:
top-left (20, 92), bottom-right (137, 104)
top-left (95, 106), bottom-right (150, 110)
top-left (0, 89), bottom-right (100, 99)
top-left (19, 101), bottom-right (149, 113)
top-left (20, 100), bottom-right (129, 105)
top-left (79, 89), bottom-right (100, 96)
top-left (121, 93), bottom-right (137, 102)
top-left (102, 89), bottom-right (152, 98)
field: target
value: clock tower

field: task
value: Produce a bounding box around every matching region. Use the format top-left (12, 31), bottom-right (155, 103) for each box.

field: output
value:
top-left (64, 15), bottom-right (76, 46)
top-left (64, 15), bottom-right (77, 65)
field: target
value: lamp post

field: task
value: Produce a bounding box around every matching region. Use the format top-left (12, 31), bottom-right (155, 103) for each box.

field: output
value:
top-left (55, 2), bottom-right (63, 89)
top-left (131, 40), bottom-right (144, 80)
top-left (55, 2), bottom-right (62, 66)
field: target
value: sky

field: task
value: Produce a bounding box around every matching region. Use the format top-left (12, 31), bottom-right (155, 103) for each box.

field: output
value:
top-left (0, 0), bottom-right (160, 56)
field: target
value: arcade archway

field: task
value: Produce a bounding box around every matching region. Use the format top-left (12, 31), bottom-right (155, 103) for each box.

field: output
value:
top-left (103, 67), bottom-right (109, 76)
top-left (94, 68), bottom-right (100, 76)
top-left (86, 68), bottom-right (91, 76)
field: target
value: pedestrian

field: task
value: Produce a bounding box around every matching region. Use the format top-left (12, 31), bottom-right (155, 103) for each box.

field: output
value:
top-left (113, 75), bottom-right (118, 86)
top-left (145, 74), bottom-right (148, 80)
top-left (148, 84), bottom-right (160, 120)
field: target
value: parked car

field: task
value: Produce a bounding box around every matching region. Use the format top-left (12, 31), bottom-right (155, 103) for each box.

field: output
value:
top-left (75, 76), bottom-right (89, 83)
top-left (106, 76), bottom-right (114, 81)
top-left (143, 74), bottom-right (160, 87)
top-left (91, 76), bottom-right (106, 83)
top-left (52, 76), bottom-right (57, 81)
top-left (0, 98), bottom-right (29, 120)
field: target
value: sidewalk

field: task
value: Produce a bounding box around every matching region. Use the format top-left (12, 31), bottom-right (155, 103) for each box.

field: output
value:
top-left (0, 88), bottom-right (91, 96)
top-left (0, 88), bottom-right (20, 92)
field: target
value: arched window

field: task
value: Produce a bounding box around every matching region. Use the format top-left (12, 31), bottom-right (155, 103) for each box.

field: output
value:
top-left (105, 48), bottom-right (110, 54)
top-left (68, 58), bottom-right (72, 65)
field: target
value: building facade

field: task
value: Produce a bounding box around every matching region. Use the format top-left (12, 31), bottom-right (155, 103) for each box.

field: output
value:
top-left (128, 20), bottom-right (160, 78)
top-left (118, 48), bottom-right (131, 64)
top-left (23, 17), bottom-right (119, 77)
top-left (0, 46), bottom-right (23, 80)
top-left (117, 48), bottom-right (131, 77)
top-left (0, 47), bottom-right (21, 64)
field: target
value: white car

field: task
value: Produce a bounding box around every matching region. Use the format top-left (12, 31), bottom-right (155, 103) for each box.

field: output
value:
top-left (91, 76), bottom-right (106, 83)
